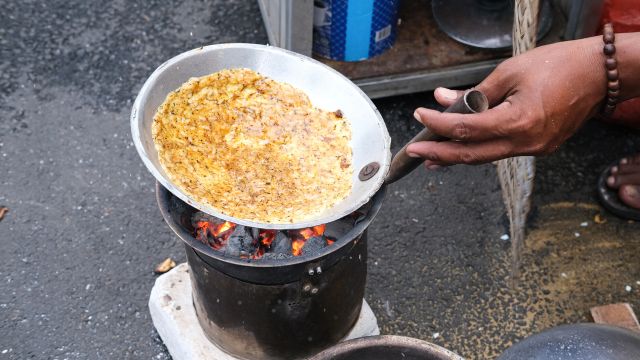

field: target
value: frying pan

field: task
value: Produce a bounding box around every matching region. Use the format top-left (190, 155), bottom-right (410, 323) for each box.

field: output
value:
top-left (131, 43), bottom-right (487, 229)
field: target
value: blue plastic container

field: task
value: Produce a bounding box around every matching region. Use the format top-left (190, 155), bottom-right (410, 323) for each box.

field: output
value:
top-left (312, 0), bottom-right (400, 62)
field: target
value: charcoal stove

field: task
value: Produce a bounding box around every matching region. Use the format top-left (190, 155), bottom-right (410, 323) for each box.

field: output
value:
top-left (155, 182), bottom-right (386, 359)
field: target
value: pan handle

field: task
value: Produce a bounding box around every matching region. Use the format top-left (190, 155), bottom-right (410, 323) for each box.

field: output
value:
top-left (384, 90), bottom-right (489, 185)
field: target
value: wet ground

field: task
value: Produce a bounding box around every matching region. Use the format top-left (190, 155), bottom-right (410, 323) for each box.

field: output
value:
top-left (1, 1), bottom-right (639, 359)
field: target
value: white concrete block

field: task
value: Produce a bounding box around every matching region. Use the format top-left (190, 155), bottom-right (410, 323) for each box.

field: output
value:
top-left (149, 263), bottom-right (379, 360)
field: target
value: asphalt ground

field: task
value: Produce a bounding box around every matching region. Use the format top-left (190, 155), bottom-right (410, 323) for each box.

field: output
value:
top-left (1, 1), bottom-right (639, 359)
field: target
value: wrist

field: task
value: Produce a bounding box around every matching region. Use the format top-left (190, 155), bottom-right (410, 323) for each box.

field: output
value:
top-left (576, 35), bottom-right (608, 105)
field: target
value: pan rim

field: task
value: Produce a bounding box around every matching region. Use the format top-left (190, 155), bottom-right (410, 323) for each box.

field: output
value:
top-left (131, 43), bottom-right (391, 229)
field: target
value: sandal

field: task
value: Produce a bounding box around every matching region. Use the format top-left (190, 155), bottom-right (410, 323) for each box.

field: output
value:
top-left (597, 160), bottom-right (640, 221)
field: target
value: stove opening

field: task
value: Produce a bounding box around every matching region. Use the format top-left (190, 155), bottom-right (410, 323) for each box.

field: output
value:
top-left (191, 212), bottom-right (360, 261)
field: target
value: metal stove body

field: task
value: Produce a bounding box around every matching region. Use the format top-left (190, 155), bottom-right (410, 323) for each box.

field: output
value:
top-left (156, 182), bottom-right (385, 359)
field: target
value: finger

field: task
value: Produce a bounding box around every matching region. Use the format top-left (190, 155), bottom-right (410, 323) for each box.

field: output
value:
top-left (627, 154), bottom-right (640, 164)
top-left (413, 101), bottom-right (514, 141)
top-left (406, 139), bottom-right (513, 165)
top-left (434, 87), bottom-right (465, 107)
top-left (474, 61), bottom-right (513, 106)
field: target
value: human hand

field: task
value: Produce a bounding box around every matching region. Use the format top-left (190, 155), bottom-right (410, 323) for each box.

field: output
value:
top-left (406, 36), bottom-right (608, 168)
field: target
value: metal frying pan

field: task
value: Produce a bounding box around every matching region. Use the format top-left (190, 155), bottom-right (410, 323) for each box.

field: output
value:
top-left (131, 43), bottom-right (487, 229)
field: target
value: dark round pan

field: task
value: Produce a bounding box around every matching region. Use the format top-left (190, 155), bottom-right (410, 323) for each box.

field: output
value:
top-left (498, 323), bottom-right (640, 360)
top-left (308, 335), bottom-right (464, 360)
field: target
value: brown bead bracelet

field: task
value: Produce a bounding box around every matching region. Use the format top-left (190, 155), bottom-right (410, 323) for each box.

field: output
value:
top-left (602, 23), bottom-right (619, 117)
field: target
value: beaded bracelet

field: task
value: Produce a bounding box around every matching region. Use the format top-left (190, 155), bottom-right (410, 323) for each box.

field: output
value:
top-left (602, 23), bottom-right (619, 117)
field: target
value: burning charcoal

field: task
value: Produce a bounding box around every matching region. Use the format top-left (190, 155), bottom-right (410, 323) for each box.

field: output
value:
top-left (270, 232), bottom-right (292, 255)
top-left (301, 236), bottom-right (326, 256)
top-left (258, 230), bottom-right (277, 247)
top-left (191, 211), bottom-right (219, 228)
top-left (247, 229), bottom-right (279, 260)
top-left (224, 225), bottom-right (257, 258)
top-left (191, 212), bottom-right (237, 251)
top-left (324, 218), bottom-right (353, 240)
top-left (249, 227), bottom-right (260, 241)
top-left (223, 225), bottom-right (248, 257)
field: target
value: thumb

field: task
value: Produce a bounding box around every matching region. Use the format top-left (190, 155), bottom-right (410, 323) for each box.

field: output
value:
top-left (474, 62), bottom-right (513, 106)
top-left (434, 87), bottom-right (464, 107)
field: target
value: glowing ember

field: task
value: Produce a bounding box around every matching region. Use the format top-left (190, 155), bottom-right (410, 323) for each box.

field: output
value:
top-left (259, 230), bottom-right (276, 246)
top-left (326, 237), bottom-right (335, 246)
top-left (250, 230), bottom-right (277, 260)
top-left (194, 220), bottom-right (236, 250)
top-left (293, 225), bottom-right (325, 240)
top-left (287, 224), bottom-right (327, 256)
top-left (212, 221), bottom-right (235, 237)
top-left (251, 247), bottom-right (265, 260)
top-left (195, 221), bottom-right (210, 242)
top-left (312, 224), bottom-right (326, 236)
top-left (292, 239), bottom-right (305, 256)
top-left (297, 228), bottom-right (314, 240)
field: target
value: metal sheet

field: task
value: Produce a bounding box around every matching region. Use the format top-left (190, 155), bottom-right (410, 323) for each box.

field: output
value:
top-left (431, 0), bottom-right (553, 49)
top-left (132, 43), bottom-right (391, 229)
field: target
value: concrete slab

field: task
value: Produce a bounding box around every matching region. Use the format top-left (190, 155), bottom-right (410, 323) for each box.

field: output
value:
top-left (149, 263), bottom-right (379, 360)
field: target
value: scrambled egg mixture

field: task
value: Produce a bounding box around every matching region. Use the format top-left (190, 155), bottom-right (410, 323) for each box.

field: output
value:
top-left (152, 68), bottom-right (352, 223)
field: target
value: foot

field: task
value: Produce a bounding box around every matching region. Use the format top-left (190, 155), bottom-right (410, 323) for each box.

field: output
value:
top-left (607, 154), bottom-right (640, 209)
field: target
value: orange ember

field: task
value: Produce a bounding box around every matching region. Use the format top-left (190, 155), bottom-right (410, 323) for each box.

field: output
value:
top-left (312, 224), bottom-right (326, 236)
top-left (251, 230), bottom-right (276, 260)
top-left (259, 230), bottom-right (276, 246)
top-left (195, 220), bottom-right (236, 250)
top-left (251, 247), bottom-right (265, 260)
top-left (212, 221), bottom-right (235, 237)
top-left (296, 224), bottom-right (326, 240)
top-left (292, 239), bottom-right (305, 256)
top-left (196, 221), bottom-right (210, 233)
top-left (326, 238), bottom-right (335, 246)
top-left (287, 224), bottom-right (328, 256)
top-left (298, 228), bottom-right (314, 240)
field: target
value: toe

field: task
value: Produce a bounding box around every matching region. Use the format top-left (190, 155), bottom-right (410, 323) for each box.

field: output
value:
top-left (630, 154), bottom-right (640, 164)
top-left (617, 162), bottom-right (640, 174)
top-left (613, 172), bottom-right (640, 187)
top-left (619, 185), bottom-right (640, 210)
